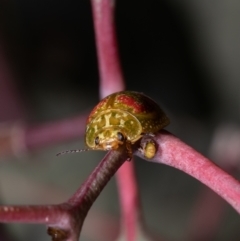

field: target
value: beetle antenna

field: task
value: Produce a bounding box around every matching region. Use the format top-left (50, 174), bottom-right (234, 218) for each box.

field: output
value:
top-left (56, 148), bottom-right (91, 156)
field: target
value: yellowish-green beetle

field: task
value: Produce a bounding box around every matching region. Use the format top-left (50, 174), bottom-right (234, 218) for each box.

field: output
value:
top-left (85, 91), bottom-right (169, 158)
top-left (57, 91), bottom-right (169, 159)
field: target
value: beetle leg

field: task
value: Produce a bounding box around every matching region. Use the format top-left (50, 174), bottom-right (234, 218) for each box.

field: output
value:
top-left (125, 140), bottom-right (133, 161)
top-left (139, 135), bottom-right (157, 159)
top-left (141, 132), bottom-right (155, 137)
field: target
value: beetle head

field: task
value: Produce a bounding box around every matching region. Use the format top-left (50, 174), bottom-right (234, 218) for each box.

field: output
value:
top-left (94, 129), bottom-right (126, 151)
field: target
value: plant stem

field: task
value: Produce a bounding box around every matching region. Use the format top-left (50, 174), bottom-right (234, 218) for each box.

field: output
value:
top-left (91, 0), bottom-right (124, 97)
top-left (138, 130), bottom-right (240, 214)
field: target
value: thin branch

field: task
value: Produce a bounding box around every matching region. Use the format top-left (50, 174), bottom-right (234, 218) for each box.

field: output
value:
top-left (0, 147), bottom-right (128, 241)
top-left (90, 0), bottom-right (149, 240)
top-left (137, 130), bottom-right (240, 214)
top-left (25, 114), bottom-right (88, 151)
top-left (0, 114), bottom-right (87, 157)
top-left (91, 0), bottom-right (125, 97)
top-left (115, 162), bottom-right (141, 241)
top-left (186, 124), bottom-right (240, 241)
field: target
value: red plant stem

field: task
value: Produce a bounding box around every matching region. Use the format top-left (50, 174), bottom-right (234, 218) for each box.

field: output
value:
top-left (91, 0), bottom-right (124, 97)
top-left (138, 130), bottom-right (240, 213)
top-left (116, 162), bottom-right (140, 241)
top-left (64, 148), bottom-right (127, 238)
top-left (0, 204), bottom-right (71, 224)
top-left (68, 149), bottom-right (126, 208)
top-left (0, 148), bottom-right (128, 241)
top-left (83, 210), bottom-right (119, 241)
top-left (0, 114), bottom-right (88, 157)
top-left (25, 114), bottom-right (88, 151)
top-left (91, 1), bottom-right (142, 240)
top-left (186, 152), bottom-right (238, 241)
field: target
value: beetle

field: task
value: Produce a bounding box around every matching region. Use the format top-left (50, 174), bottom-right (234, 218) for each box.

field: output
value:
top-left (57, 91), bottom-right (170, 159)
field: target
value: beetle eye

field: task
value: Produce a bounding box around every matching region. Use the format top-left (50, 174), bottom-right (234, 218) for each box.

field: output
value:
top-left (117, 132), bottom-right (125, 142)
top-left (95, 136), bottom-right (100, 145)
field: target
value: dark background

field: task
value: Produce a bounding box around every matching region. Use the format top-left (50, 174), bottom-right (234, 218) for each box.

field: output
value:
top-left (0, 0), bottom-right (240, 240)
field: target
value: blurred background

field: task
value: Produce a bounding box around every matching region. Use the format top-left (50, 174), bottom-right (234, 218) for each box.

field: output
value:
top-left (0, 0), bottom-right (240, 240)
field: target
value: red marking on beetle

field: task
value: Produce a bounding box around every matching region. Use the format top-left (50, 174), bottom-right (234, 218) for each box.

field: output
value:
top-left (87, 97), bottom-right (109, 123)
top-left (116, 94), bottom-right (145, 113)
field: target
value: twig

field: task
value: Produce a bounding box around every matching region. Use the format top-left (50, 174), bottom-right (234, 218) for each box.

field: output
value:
top-left (0, 147), bottom-right (128, 241)
top-left (138, 130), bottom-right (240, 214)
